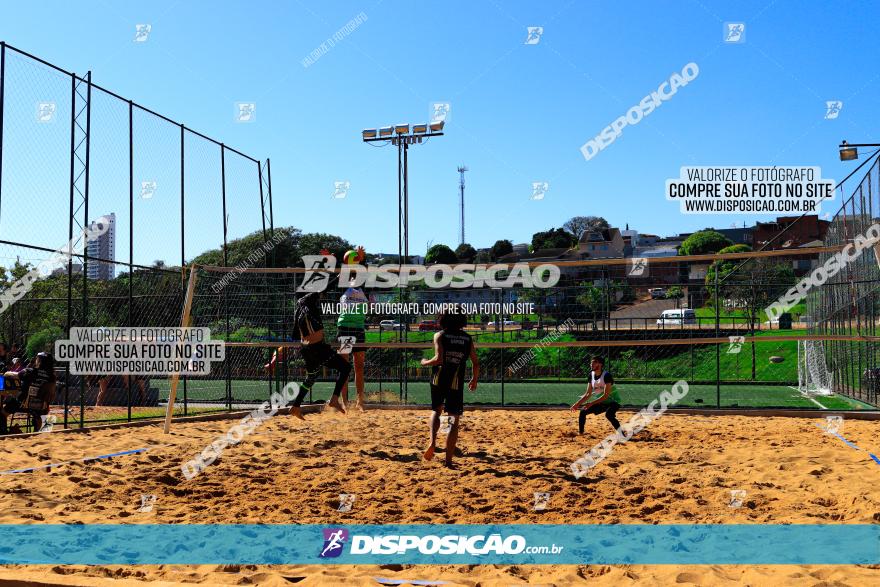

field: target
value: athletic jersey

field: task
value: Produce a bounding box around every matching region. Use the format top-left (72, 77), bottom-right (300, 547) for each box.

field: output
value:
top-left (591, 370), bottom-right (620, 404)
top-left (337, 287), bottom-right (368, 329)
top-left (18, 367), bottom-right (54, 414)
top-left (294, 303), bottom-right (324, 341)
top-left (431, 329), bottom-right (473, 392)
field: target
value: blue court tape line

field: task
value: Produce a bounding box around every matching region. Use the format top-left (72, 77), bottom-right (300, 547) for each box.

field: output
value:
top-left (814, 423), bottom-right (880, 467)
top-left (833, 432), bottom-right (862, 450)
top-left (0, 447), bottom-right (157, 474)
top-left (374, 580), bottom-right (449, 586)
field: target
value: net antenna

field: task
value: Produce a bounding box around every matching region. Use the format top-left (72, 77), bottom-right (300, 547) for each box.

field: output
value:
top-left (797, 338), bottom-right (833, 397)
top-left (163, 265), bottom-right (199, 433)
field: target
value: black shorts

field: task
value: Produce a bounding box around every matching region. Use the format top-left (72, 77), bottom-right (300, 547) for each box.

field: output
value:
top-left (301, 342), bottom-right (336, 372)
top-left (336, 327), bottom-right (365, 353)
top-left (430, 384), bottom-right (464, 415)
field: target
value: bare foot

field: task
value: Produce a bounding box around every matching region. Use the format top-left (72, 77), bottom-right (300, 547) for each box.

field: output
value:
top-left (289, 406), bottom-right (305, 420)
top-left (326, 396), bottom-right (347, 414)
top-left (423, 446), bottom-right (435, 461)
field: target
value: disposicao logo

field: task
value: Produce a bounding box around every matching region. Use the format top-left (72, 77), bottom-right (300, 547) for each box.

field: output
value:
top-left (319, 528), bottom-right (349, 558)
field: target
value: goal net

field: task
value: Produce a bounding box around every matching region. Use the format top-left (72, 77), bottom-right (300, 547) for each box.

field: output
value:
top-left (797, 339), bottom-right (833, 397)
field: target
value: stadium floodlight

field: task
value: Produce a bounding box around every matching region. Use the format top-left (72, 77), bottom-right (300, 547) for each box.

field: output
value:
top-left (429, 119), bottom-right (445, 132)
top-left (412, 123), bottom-right (428, 134)
top-left (394, 123), bottom-right (410, 135)
top-left (839, 140), bottom-right (880, 161)
top-left (379, 126), bottom-right (394, 138)
top-left (362, 128), bottom-right (378, 140)
top-left (839, 141), bottom-right (858, 161)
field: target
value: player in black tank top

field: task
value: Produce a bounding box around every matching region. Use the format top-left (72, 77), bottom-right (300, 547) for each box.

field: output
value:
top-left (420, 311), bottom-right (479, 468)
top-left (289, 292), bottom-right (351, 419)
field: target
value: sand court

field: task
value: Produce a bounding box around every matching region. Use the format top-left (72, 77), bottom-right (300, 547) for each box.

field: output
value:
top-left (1, 408), bottom-right (879, 584)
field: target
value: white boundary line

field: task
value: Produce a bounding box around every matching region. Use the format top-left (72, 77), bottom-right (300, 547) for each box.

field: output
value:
top-left (788, 386), bottom-right (827, 410)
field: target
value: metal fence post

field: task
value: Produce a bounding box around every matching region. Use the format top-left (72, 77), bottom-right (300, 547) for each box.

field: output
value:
top-left (180, 124), bottom-right (187, 417)
top-left (220, 144), bottom-right (231, 411)
top-left (0, 42), bottom-right (6, 226)
top-left (715, 265), bottom-right (721, 408)
top-left (64, 72), bottom-right (75, 429)
top-left (79, 71), bottom-right (92, 428)
top-left (500, 288), bottom-right (505, 406)
top-left (127, 100), bottom-right (133, 422)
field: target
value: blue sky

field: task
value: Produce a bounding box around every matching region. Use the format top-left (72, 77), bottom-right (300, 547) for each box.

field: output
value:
top-left (1, 0), bottom-right (878, 266)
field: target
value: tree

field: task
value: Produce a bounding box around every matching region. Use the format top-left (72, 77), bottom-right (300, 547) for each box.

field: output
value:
top-left (10, 260), bottom-right (32, 281)
top-left (665, 286), bottom-right (684, 308)
top-left (455, 243), bottom-right (477, 262)
top-left (576, 283), bottom-right (604, 319)
top-left (610, 280), bottom-right (635, 304)
top-left (475, 250), bottom-right (493, 263)
top-left (490, 239), bottom-right (513, 260)
top-left (531, 228), bottom-right (574, 251)
top-left (518, 287), bottom-right (550, 329)
top-left (296, 232), bottom-right (353, 261)
top-left (678, 230), bottom-right (732, 256)
top-left (425, 244), bottom-right (457, 265)
top-left (705, 244), bottom-right (752, 293)
top-left (563, 216), bottom-right (609, 238)
top-left (190, 226), bottom-right (301, 267)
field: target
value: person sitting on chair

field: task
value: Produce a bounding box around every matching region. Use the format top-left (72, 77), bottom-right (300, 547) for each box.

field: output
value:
top-left (1, 352), bottom-right (56, 434)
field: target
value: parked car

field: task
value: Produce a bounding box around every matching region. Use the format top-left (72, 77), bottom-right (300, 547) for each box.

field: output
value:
top-left (649, 287), bottom-right (666, 299)
top-left (417, 320), bottom-right (440, 331)
top-left (487, 320), bottom-right (520, 328)
top-left (379, 320), bottom-right (406, 331)
top-left (656, 309), bottom-right (697, 326)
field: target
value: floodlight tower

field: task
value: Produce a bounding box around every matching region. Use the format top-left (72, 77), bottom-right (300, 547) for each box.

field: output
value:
top-left (361, 120), bottom-right (445, 265)
top-left (457, 165), bottom-right (468, 245)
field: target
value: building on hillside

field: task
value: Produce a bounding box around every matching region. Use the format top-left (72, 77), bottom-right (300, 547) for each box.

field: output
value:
top-left (574, 227), bottom-right (625, 259)
top-left (752, 215), bottom-right (830, 250)
top-left (638, 233), bottom-right (659, 247)
top-left (621, 229), bottom-right (639, 256)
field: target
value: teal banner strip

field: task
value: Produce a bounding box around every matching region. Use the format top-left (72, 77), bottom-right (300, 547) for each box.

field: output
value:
top-left (1, 524), bottom-right (877, 565)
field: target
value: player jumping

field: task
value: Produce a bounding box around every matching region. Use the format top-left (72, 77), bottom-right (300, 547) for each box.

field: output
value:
top-left (289, 292), bottom-right (351, 419)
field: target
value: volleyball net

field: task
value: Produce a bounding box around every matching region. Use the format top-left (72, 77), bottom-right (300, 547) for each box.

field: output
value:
top-left (158, 252), bottom-right (880, 420)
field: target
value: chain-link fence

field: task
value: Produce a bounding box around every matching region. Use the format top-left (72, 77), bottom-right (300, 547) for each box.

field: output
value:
top-left (0, 43), bottom-right (272, 430)
top-left (807, 154), bottom-right (880, 407)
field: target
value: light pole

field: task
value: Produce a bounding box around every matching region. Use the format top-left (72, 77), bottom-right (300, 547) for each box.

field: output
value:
top-left (362, 121), bottom-right (444, 404)
top-left (362, 121), bottom-right (444, 265)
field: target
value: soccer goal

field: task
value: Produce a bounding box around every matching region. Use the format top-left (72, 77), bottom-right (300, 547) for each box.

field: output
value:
top-left (797, 339), bottom-right (834, 397)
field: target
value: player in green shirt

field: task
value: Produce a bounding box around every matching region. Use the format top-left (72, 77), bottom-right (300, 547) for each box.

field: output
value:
top-left (337, 246), bottom-right (369, 410)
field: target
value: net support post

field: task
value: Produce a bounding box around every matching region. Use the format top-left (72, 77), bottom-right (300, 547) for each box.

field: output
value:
top-left (164, 265), bottom-right (198, 433)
